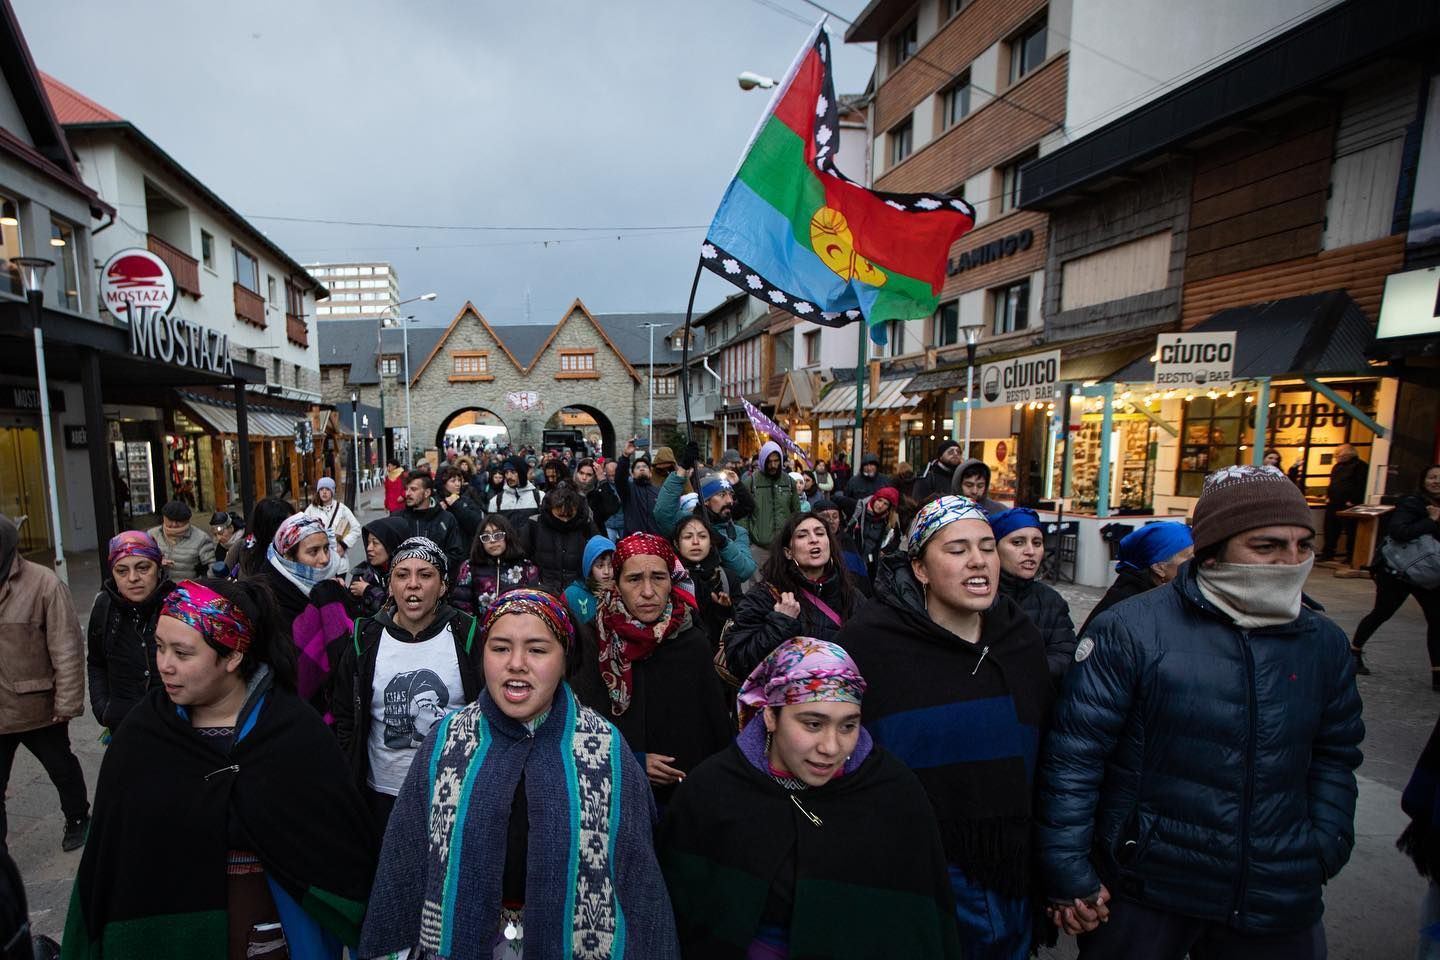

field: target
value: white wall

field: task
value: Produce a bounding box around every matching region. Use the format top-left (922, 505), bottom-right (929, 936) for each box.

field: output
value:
top-left (1064, 0), bottom-right (1342, 141)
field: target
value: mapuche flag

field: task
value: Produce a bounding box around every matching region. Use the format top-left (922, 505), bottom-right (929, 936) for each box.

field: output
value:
top-left (701, 20), bottom-right (976, 344)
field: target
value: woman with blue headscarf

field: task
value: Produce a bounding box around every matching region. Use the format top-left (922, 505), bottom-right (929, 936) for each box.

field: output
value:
top-left (1077, 521), bottom-right (1194, 636)
top-left (992, 508), bottom-right (1077, 681)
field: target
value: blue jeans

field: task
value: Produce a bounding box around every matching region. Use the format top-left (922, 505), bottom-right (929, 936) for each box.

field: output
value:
top-left (949, 866), bottom-right (1031, 960)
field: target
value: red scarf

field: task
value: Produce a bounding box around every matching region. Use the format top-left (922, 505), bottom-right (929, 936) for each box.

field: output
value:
top-left (596, 588), bottom-right (695, 716)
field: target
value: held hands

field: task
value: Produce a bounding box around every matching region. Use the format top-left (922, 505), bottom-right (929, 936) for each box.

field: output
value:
top-left (646, 754), bottom-right (685, 786)
top-left (774, 591), bottom-right (802, 619)
top-left (1046, 884), bottom-right (1111, 935)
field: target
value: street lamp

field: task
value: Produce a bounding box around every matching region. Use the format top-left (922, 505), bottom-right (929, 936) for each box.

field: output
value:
top-left (640, 322), bottom-right (667, 449)
top-left (350, 389), bottom-right (360, 508)
top-left (961, 321), bottom-right (982, 457)
top-left (738, 71), bottom-right (776, 90)
top-left (380, 292), bottom-right (436, 465)
top-left (12, 257), bottom-right (66, 583)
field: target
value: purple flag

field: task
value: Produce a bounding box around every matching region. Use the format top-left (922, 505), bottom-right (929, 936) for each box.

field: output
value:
top-left (742, 398), bottom-right (812, 469)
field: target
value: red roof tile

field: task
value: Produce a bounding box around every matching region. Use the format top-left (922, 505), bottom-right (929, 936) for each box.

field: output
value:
top-left (40, 72), bottom-right (121, 124)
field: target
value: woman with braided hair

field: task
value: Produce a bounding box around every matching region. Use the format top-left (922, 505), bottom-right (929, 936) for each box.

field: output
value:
top-left (360, 589), bottom-right (680, 959)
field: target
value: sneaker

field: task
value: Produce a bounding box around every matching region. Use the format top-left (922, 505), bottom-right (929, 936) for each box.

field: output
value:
top-left (1350, 649), bottom-right (1370, 676)
top-left (61, 816), bottom-right (88, 852)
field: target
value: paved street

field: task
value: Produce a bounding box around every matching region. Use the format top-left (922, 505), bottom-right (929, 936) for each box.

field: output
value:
top-left (7, 537), bottom-right (1434, 957)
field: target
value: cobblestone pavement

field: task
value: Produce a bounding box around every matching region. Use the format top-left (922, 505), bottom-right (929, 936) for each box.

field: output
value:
top-left (8, 528), bottom-right (1432, 957)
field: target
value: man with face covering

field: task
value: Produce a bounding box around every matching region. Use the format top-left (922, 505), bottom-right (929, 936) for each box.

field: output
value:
top-left (740, 441), bottom-right (802, 568)
top-left (841, 452), bottom-right (889, 505)
top-left (615, 437), bottom-right (662, 535)
top-left (911, 439), bottom-right (965, 503)
top-left (1036, 465), bottom-right (1363, 959)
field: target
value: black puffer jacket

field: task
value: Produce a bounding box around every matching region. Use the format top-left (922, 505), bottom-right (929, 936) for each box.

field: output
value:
top-left (998, 569), bottom-right (1077, 681)
top-left (85, 577), bottom-right (176, 729)
top-left (723, 571), bottom-right (859, 681)
top-left (519, 507), bottom-right (597, 596)
top-left (441, 490), bottom-right (486, 547)
top-left (1035, 561), bottom-right (1365, 933)
top-left (1077, 566), bottom-right (1156, 635)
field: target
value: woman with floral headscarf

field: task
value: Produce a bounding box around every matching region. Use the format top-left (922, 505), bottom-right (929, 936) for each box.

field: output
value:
top-left (86, 531), bottom-right (176, 732)
top-left (572, 533), bottom-right (731, 806)
top-left (251, 513), bottom-right (354, 717)
top-left (659, 637), bottom-right (961, 959)
top-left (834, 496), bottom-right (1053, 959)
top-left (64, 578), bottom-right (376, 960)
top-left (360, 589), bottom-right (680, 959)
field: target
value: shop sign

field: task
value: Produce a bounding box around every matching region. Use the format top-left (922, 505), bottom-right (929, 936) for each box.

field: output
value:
top-left (63, 424), bottom-right (88, 448)
top-left (100, 248), bottom-right (176, 316)
top-left (126, 304), bottom-right (236, 376)
top-left (1, 384), bottom-right (66, 414)
top-left (505, 390), bottom-right (541, 411)
top-left (978, 349), bottom-right (1060, 407)
top-left (1153, 332), bottom-right (1235, 388)
top-left (946, 229), bottom-right (1034, 276)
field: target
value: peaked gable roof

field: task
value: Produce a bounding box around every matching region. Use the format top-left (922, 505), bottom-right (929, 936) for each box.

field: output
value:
top-left (316, 318), bottom-right (447, 385)
top-left (0, 2), bottom-right (109, 216)
top-left (410, 301), bottom-right (526, 385)
top-left (526, 298), bottom-right (640, 382)
top-left (40, 71), bottom-right (119, 124)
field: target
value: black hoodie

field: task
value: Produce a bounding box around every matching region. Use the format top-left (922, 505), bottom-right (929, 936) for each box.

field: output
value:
top-left (389, 497), bottom-right (465, 579)
top-left (834, 552), bottom-right (1053, 898)
top-left (349, 516), bottom-right (410, 618)
top-left (86, 575), bottom-right (177, 729)
top-left (519, 502), bottom-right (597, 595)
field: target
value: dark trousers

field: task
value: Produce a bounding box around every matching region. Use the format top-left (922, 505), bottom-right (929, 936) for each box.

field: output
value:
top-left (1353, 570), bottom-right (1440, 667)
top-left (1322, 503), bottom-right (1356, 560)
top-left (1077, 899), bottom-right (1325, 959)
top-left (0, 722), bottom-right (89, 846)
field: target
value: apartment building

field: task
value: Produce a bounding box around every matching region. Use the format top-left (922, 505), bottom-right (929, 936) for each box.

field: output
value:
top-left (308, 261), bottom-right (400, 319)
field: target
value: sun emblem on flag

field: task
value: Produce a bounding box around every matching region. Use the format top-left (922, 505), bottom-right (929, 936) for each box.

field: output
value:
top-left (809, 207), bottom-right (887, 287)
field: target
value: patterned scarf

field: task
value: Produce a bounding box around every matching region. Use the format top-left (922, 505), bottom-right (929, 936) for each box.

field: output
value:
top-left (735, 636), bottom-right (867, 727)
top-left (481, 588), bottom-right (575, 648)
top-left (107, 530), bottom-right (163, 568)
top-left (907, 495), bottom-right (990, 556)
top-left (161, 580), bottom-right (254, 654)
top-left (597, 534), bottom-right (695, 717)
top-left (392, 535), bottom-right (449, 581)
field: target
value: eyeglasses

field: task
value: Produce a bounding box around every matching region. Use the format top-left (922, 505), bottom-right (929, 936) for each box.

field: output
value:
top-left (478, 532), bottom-right (507, 543)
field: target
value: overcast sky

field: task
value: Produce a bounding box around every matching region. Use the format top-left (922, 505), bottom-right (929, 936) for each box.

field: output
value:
top-left (18, 0), bottom-right (876, 327)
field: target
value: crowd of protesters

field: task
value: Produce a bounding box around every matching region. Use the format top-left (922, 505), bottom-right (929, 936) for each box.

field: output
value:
top-left (8, 433), bottom-right (1440, 959)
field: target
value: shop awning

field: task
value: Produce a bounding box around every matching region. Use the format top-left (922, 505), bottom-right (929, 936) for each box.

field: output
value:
top-left (776, 371), bottom-right (817, 412)
top-left (903, 338), bottom-right (1152, 395)
top-left (177, 393), bottom-right (299, 439)
top-left (1107, 290), bottom-right (1375, 383)
top-left (813, 378), bottom-right (920, 414)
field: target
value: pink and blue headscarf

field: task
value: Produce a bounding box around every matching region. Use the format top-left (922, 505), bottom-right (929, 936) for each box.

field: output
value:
top-left (161, 580), bottom-right (254, 654)
top-left (481, 588), bottom-right (576, 650)
top-left (907, 495), bottom-right (989, 557)
top-left (107, 530), bottom-right (162, 569)
top-left (736, 637), bottom-right (867, 727)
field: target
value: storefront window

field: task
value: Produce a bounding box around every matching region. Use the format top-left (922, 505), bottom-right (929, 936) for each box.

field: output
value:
top-left (49, 218), bottom-right (80, 310)
top-left (0, 194), bottom-right (21, 296)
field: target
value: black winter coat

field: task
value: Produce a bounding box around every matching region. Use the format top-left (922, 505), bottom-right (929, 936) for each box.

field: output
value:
top-left (389, 499), bottom-right (465, 579)
top-left (723, 572), bottom-right (858, 680)
top-left (843, 470), bottom-right (890, 501)
top-left (518, 509), bottom-right (596, 596)
top-left (681, 551), bottom-right (744, 651)
top-left (330, 605), bottom-right (481, 802)
top-left (615, 455), bottom-right (661, 535)
top-left (909, 460), bottom-right (957, 503)
top-left (1035, 561), bottom-right (1365, 933)
top-left (1077, 566), bottom-right (1156, 635)
top-left (998, 569), bottom-right (1077, 681)
top-left (85, 578), bottom-right (176, 729)
top-left (441, 491), bottom-right (486, 547)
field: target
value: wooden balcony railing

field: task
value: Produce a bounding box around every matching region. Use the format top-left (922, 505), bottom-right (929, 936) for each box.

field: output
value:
top-left (233, 283), bottom-right (266, 328)
top-left (147, 233), bottom-right (201, 298)
top-left (286, 312), bottom-right (308, 348)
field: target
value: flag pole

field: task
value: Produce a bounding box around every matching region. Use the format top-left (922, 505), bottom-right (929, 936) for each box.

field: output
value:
top-left (853, 320), bottom-right (866, 467)
top-left (679, 258), bottom-right (702, 449)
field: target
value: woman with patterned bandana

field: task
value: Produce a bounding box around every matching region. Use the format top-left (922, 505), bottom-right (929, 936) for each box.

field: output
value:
top-left (359, 589), bottom-right (680, 959)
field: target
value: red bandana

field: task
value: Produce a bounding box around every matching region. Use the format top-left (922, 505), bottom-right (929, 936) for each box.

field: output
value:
top-left (597, 534), bottom-right (695, 716)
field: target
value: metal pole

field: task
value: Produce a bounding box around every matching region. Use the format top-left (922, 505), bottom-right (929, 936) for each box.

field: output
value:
top-left (351, 400), bottom-right (361, 508)
top-left (853, 321), bottom-right (866, 463)
top-left (27, 293), bottom-right (65, 583)
top-left (1096, 383), bottom-right (1115, 519)
top-left (648, 323), bottom-right (655, 449)
top-left (377, 318), bottom-right (388, 473)
top-left (403, 320), bottom-right (413, 463)
top-left (1251, 377), bottom-right (1272, 466)
top-left (964, 362), bottom-right (974, 456)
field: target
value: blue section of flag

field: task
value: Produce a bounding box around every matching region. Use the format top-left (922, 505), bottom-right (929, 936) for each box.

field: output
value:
top-left (870, 697), bottom-right (1040, 778)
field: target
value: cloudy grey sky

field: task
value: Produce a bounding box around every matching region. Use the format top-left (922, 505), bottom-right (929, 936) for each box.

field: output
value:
top-left (18, 0), bottom-right (876, 326)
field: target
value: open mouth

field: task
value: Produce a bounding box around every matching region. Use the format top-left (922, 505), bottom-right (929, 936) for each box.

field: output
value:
top-left (804, 759), bottom-right (835, 776)
top-left (501, 679), bottom-right (532, 704)
top-left (163, 683), bottom-right (181, 696)
top-left (964, 576), bottom-right (991, 595)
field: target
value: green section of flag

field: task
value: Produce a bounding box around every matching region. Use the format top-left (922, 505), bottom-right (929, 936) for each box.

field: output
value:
top-left (736, 116), bottom-right (827, 250)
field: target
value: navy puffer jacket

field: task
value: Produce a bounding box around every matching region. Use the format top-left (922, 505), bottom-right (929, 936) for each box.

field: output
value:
top-left (1036, 561), bottom-right (1363, 934)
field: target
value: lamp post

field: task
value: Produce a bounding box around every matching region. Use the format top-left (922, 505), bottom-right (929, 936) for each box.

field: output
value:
top-left (13, 257), bottom-right (66, 583)
top-left (350, 390), bottom-right (360, 508)
top-left (381, 293), bottom-right (436, 466)
top-left (640, 322), bottom-right (666, 449)
top-left (961, 323), bottom-right (982, 457)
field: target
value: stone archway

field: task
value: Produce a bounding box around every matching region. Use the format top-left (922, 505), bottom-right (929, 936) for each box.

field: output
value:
top-left (543, 404), bottom-right (618, 459)
top-left (436, 406), bottom-right (512, 453)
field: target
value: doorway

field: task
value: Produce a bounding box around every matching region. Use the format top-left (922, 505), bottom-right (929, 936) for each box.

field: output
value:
top-left (0, 421), bottom-right (53, 556)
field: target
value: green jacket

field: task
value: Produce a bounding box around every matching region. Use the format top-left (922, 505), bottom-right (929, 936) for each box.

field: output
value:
top-left (741, 469), bottom-right (801, 550)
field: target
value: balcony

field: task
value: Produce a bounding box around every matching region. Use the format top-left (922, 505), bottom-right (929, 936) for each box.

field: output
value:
top-left (286, 311), bottom-right (308, 348)
top-left (147, 233), bottom-right (201, 299)
top-left (233, 283), bottom-right (266, 328)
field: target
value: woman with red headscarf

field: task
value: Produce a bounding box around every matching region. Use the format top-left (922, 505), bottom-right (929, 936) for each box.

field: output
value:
top-left (573, 533), bottom-right (731, 805)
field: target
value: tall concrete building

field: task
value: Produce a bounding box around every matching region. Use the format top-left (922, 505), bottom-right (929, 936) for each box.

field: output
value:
top-left (307, 261), bottom-right (400, 319)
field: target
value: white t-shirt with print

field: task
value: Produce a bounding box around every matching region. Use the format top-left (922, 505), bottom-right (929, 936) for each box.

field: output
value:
top-left (367, 623), bottom-right (465, 796)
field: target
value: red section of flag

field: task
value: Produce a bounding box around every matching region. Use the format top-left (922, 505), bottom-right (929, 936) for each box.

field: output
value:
top-left (820, 173), bottom-right (976, 293)
top-left (773, 47), bottom-right (823, 157)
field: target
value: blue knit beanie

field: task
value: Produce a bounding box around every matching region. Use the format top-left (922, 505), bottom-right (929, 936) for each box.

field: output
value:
top-left (990, 507), bottom-right (1041, 540)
